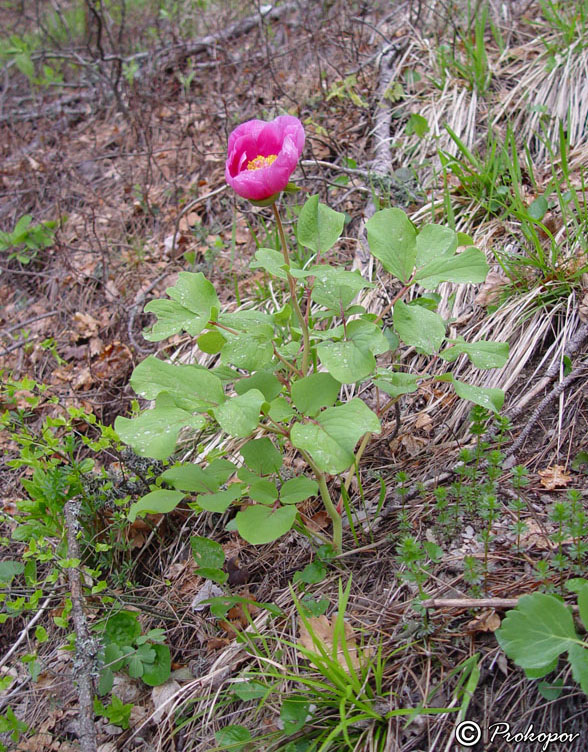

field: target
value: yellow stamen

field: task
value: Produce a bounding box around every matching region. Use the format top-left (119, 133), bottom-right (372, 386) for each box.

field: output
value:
top-left (247, 154), bottom-right (278, 171)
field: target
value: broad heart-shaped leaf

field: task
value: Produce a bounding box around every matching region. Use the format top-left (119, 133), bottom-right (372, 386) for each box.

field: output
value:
top-left (128, 490), bottom-right (185, 523)
top-left (373, 371), bottom-right (419, 397)
top-left (415, 224), bottom-right (457, 267)
top-left (280, 476), bottom-right (319, 504)
top-left (161, 460), bottom-right (235, 494)
top-left (366, 208), bottom-right (416, 283)
top-left (196, 485), bottom-right (244, 513)
top-left (297, 194), bottom-right (345, 254)
top-left (240, 437), bottom-right (283, 475)
top-left (451, 377), bottom-right (505, 413)
top-left (143, 272), bottom-right (219, 341)
top-left (440, 338), bottom-right (509, 369)
top-left (496, 593), bottom-right (578, 669)
top-left (414, 246), bottom-right (489, 289)
top-left (316, 340), bottom-right (375, 384)
top-left (235, 504), bottom-right (297, 545)
top-left (191, 536), bottom-right (225, 569)
top-left (115, 394), bottom-right (206, 460)
top-left (235, 371), bottom-right (282, 402)
top-left (213, 389), bottom-right (265, 438)
top-left (220, 328), bottom-right (274, 370)
top-left (291, 372), bottom-right (341, 416)
top-left (129, 356), bottom-right (224, 411)
top-left (141, 644), bottom-right (171, 687)
top-left (393, 300), bottom-right (445, 354)
top-left (310, 265), bottom-right (372, 311)
top-left (290, 399), bottom-right (381, 474)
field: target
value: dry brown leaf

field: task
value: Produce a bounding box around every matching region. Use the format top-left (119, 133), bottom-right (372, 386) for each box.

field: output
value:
top-left (415, 412), bottom-right (433, 433)
top-left (538, 464), bottom-right (572, 490)
top-left (475, 268), bottom-right (508, 307)
top-left (466, 609), bottom-right (501, 633)
top-left (17, 733), bottom-right (53, 751)
top-left (74, 311), bottom-right (100, 338)
top-left (298, 615), bottom-right (368, 670)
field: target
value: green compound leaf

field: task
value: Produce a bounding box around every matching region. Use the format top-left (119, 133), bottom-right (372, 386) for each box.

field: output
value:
top-left (215, 725), bottom-right (252, 750)
top-left (104, 611), bottom-right (141, 648)
top-left (291, 372), bottom-right (341, 416)
top-left (280, 476), bottom-right (319, 504)
top-left (141, 644), bottom-right (171, 687)
top-left (196, 485), bottom-right (244, 513)
top-left (393, 300), bottom-right (446, 354)
top-left (496, 593), bottom-right (578, 669)
top-left (373, 371), bottom-right (419, 397)
top-left (143, 272), bottom-right (219, 341)
top-left (440, 338), bottom-right (509, 369)
top-left (297, 194), bottom-right (345, 254)
top-left (414, 246), bottom-right (488, 289)
top-left (291, 398), bottom-right (381, 474)
top-left (115, 393), bottom-right (205, 460)
top-left (316, 340), bottom-right (375, 384)
top-left (234, 371), bottom-right (282, 402)
top-left (415, 223), bottom-right (457, 266)
top-left (451, 377), bottom-right (505, 413)
top-left (127, 654), bottom-right (144, 679)
top-left (129, 356), bottom-right (224, 411)
top-left (236, 504), bottom-right (297, 545)
top-left (191, 536), bottom-right (225, 569)
top-left (213, 389), bottom-right (265, 438)
top-left (128, 490), bottom-right (185, 523)
top-left (366, 208), bottom-right (416, 283)
top-left (240, 437), bottom-right (283, 475)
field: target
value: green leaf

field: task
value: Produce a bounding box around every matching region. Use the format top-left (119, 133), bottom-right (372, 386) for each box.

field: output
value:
top-left (205, 459), bottom-right (237, 486)
top-left (196, 485), bottom-right (243, 513)
top-left (213, 390), bottom-right (265, 438)
top-left (291, 372), bottom-right (341, 416)
top-left (280, 476), bottom-right (319, 504)
top-left (98, 668), bottom-right (114, 695)
top-left (293, 561), bottom-right (326, 585)
top-left (415, 224), bottom-right (457, 267)
top-left (104, 611), bottom-right (141, 648)
top-left (406, 112), bottom-right (429, 138)
top-left (297, 194), bottom-right (345, 254)
top-left (0, 561), bottom-right (24, 585)
top-left (393, 300), bottom-right (445, 354)
top-left (141, 644), bottom-right (171, 686)
top-left (346, 319), bottom-right (390, 355)
top-left (528, 195), bottom-right (548, 221)
top-left (414, 246), bottom-right (488, 288)
top-left (291, 398), bottom-right (381, 474)
top-left (127, 654), bottom-right (144, 678)
top-left (236, 504), bottom-right (298, 545)
top-left (373, 371), bottom-right (419, 397)
top-left (191, 536), bottom-right (225, 569)
top-left (235, 371), bottom-right (282, 402)
top-left (143, 272), bottom-right (219, 341)
top-left (248, 479), bottom-right (279, 505)
top-left (366, 208), bottom-right (416, 283)
top-left (269, 396), bottom-right (296, 422)
top-left (310, 265), bottom-right (372, 311)
top-left (232, 681), bottom-right (268, 701)
top-left (316, 340), bottom-right (375, 384)
top-left (451, 378), bottom-right (505, 413)
top-left (440, 338), bottom-right (509, 369)
top-left (280, 698), bottom-right (310, 734)
top-left (197, 567), bottom-right (228, 584)
top-left (250, 247), bottom-right (290, 279)
top-left (220, 329), bottom-right (274, 370)
top-left (128, 490), bottom-right (185, 523)
top-left (197, 330), bottom-right (226, 354)
top-left (575, 582), bottom-right (588, 632)
top-left (115, 394), bottom-right (205, 460)
top-left (496, 593), bottom-right (578, 669)
top-left (240, 437), bottom-right (283, 474)
top-left (215, 725), bottom-right (252, 750)
top-left (161, 463), bottom-right (223, 493)
top-left (104, 643), bottom-right (125, 672)
top-left (568, 643), bottom-right (588, 694)
top-left (129, 356), bottom-right (224, 410)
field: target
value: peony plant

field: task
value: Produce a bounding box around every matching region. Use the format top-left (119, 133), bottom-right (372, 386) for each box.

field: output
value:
top-left (115, 115), bottom-right (509, 553)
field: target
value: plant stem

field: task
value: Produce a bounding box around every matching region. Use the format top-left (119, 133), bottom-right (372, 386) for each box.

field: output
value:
top-left (272, 202), bottom-right (311, 375)
top-left (298, 449), bottom-right (342, 552)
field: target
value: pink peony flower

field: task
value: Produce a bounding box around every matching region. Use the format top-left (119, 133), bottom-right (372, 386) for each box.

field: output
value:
top-left (225, 115), bottom-right (305, 202)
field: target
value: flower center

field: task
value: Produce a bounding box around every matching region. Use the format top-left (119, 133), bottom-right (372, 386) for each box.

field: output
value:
top-left (246, 154), bottom-right (278, 171)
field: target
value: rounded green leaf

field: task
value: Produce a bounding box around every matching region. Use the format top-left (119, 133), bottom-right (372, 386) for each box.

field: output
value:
top-left (366, 208), bottom-right (416, 283)
top-left (129, 356), bottom-right (224, 410)
top-left (191, 536), bottom-right (225, 569)
top-left (415, 224), bottom-right (457, 267)
top-left (104, 611), bottom-right (141, 648)
top-left (248, 479), bottom-right (279, 505)
top-left (235, 371), bottom-right (282, 402)
top-left (451, 378), bottom-right (505, 413)
top-left (240, 437), bottom-right (283, 474)
top-left (280, 476), bottom-right (319, 504)
top-left (215, 725), bottom-right (252, 750)
top-left (316, 340), bottom-right (375, 384)
top-left (414, 246), bottom-right (489, 289)
top-left (297, 194), bottom-right (345, 254)
top-left (373, 371), bottom-right (419, 397)
top-left (141, 644), bottom-right (171, 686)
top-left (291, 372), bottom-right (341, 416)
top-left (128, 490), bottom-right (185, 523)
top-left (213, 389), bottom-right (265, 438)
top-left (236, 504), bottom-right (297, 545)
top-left (196, 485), bottom-right (243, 513)
top-left (393, 300), bottom-right (446, 354)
